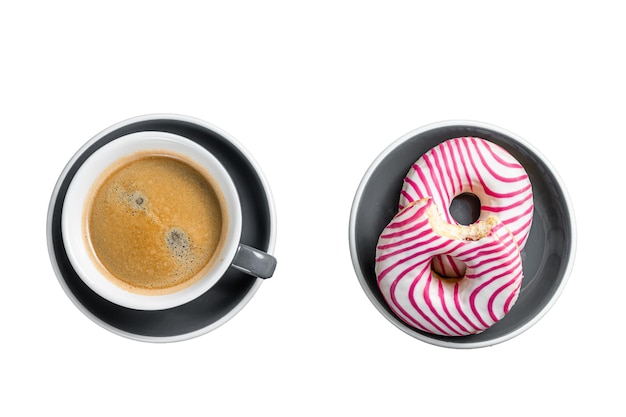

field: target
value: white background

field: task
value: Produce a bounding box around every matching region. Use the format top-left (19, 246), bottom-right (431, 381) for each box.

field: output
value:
top-left (1, 1), bottom-right (622, 415)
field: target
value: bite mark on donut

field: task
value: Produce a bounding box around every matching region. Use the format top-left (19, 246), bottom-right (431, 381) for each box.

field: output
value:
top-left (424, 201), bottom-right (498, 242)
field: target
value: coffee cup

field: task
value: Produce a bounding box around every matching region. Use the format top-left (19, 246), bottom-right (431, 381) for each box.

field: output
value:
top-left (61, 130), bottom-right (276, 311)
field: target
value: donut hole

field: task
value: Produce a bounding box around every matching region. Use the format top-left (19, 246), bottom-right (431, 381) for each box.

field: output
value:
top-left (449, 193), bottom-right (481, 225)
top-left (430, 257), bottom-right (466, 280)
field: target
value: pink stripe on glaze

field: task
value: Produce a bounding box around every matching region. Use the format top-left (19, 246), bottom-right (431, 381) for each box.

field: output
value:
top-left (476, 137), bottom-right (523, 169)
top-left (439, 280), bottom-right (470, 334)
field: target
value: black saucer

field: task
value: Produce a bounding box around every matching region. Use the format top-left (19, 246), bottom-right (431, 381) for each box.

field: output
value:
top-left (47, 115), bottom-right (276, 341)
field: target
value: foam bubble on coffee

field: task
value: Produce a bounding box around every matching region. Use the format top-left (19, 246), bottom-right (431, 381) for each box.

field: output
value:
top-left (165, 227), bottom-right (200, 277)
top-left (127, 190), bottom-right (148, 211)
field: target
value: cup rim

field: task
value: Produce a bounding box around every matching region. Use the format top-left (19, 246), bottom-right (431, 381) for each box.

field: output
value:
top-left (349, 119), bottom-right (577, 348)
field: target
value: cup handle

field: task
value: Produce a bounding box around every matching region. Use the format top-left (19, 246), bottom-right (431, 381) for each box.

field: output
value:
top-left (231, 244), bottom-right (277, 279)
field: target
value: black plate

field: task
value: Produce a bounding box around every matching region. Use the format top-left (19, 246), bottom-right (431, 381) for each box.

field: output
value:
top-left (48, 115), bottom-right (275, 341)
top-left (350, 121), bottom-right (576, 348)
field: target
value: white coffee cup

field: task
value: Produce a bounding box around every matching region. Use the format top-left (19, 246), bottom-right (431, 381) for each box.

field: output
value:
top-left (62, 131), bottom-right (276, 311)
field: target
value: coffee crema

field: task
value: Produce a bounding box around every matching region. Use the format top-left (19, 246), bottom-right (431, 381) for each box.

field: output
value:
top-left (83, 150), bottom-right (227, 295)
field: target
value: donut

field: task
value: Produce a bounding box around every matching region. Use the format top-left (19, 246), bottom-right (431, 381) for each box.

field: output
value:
top-left (375, 198), bottom-right (524, 336)
top-left (399, 137), bottom-right (533, 277)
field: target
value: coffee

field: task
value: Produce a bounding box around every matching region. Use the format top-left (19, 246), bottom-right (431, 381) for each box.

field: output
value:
top-left (83, 150), bottom-right (227, 295)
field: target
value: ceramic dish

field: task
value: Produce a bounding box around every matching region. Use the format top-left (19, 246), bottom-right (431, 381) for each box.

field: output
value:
top-left (349, 120), bottom-right (576, 348)
top-left (47, 114), bottom-right (277, 342)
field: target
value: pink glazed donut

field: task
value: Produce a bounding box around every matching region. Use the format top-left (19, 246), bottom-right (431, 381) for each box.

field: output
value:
top-left (375, 198), bottom-right (524, 336)
top-left (399, 137), bottom-right (533, 277)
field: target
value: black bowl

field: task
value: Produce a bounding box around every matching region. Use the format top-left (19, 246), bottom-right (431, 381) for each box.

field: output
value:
top-left (349, 120), bottom-right (576, 348)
